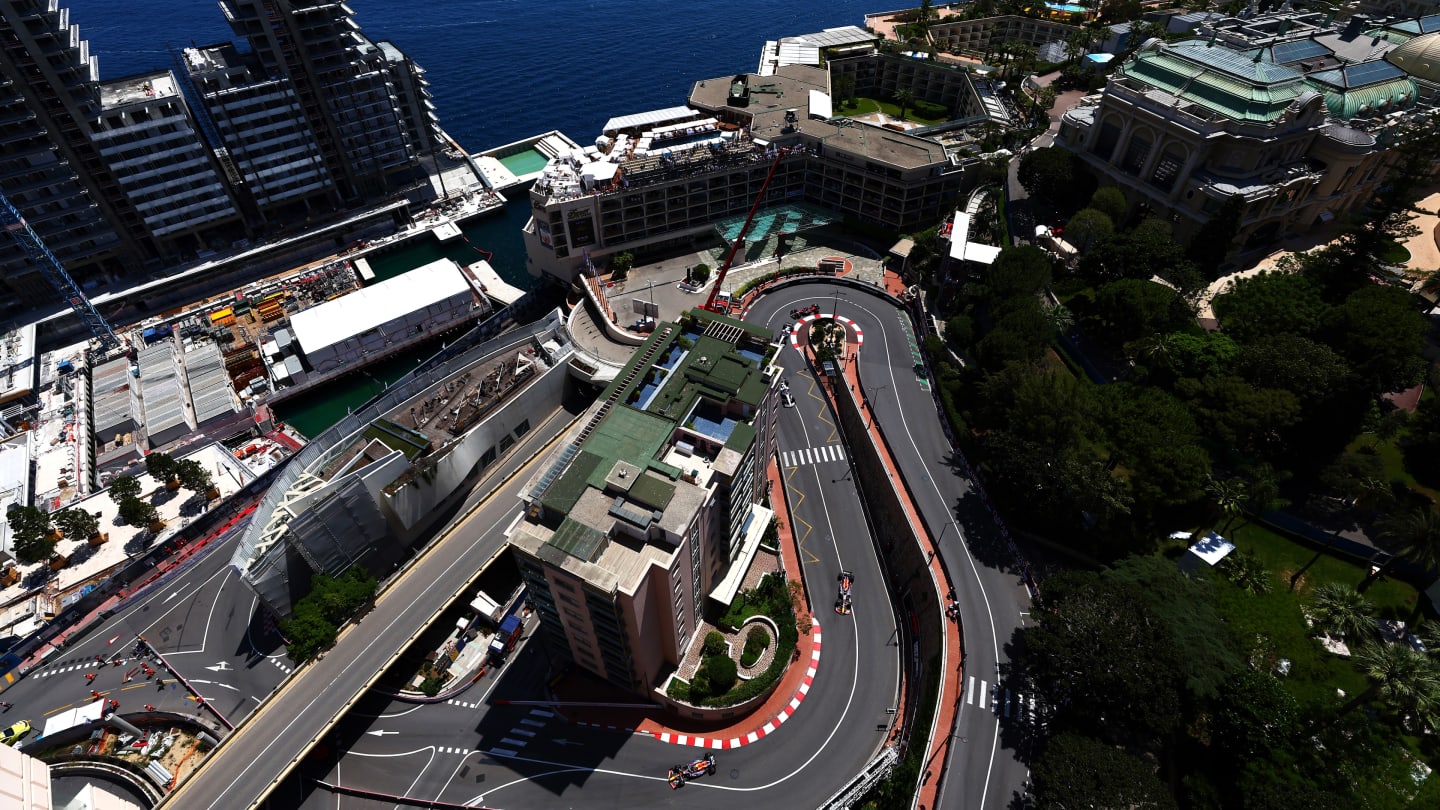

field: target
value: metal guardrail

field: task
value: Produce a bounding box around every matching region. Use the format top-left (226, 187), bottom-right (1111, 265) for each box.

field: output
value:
top-left (816, 745), bottom-right (900, 810)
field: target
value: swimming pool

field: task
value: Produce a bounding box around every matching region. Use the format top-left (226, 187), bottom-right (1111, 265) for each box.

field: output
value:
top-left (499, 148), bottom-right (549, 177)
top-left (1046, 2), bottom-right (1088, 12)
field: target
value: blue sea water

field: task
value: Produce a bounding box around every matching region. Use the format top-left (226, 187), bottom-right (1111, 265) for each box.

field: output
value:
top-left (68, 0), bottom-right (879, 152)
top-left (62, 0), bottom-right (881, 433)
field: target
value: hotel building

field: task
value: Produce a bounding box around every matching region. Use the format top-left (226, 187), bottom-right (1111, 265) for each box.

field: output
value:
top-left (523, 55), bottom-right (987, 286)
top-left (508, 310), bottom-right (780, 695)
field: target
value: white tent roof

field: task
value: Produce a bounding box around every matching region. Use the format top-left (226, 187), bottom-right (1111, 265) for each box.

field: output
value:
top-left (43, 699), bottom-right (105, 737)
top-left (603, 106), bottom-right (696, 134)
top-left (289, 259), bottom-right (470, 355)
top-left (1187, 531), bottom-right (1236, 566)
top-left (947, 211), bottom-right (1001, 265)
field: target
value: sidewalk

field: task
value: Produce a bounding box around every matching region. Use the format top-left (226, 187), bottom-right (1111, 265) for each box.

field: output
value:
top-left (557, 455), bottom-right (821, 748)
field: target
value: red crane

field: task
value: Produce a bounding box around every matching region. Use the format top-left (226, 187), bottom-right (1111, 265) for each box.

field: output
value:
top-left (703, 148), bottom-right (789, 313)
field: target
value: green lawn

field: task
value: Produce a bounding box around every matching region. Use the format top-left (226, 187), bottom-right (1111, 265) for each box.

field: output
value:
top-left (1377, 238), bottom-right (1412, 265)
top-left (1344, 434), bottom-right (1440, 502)
top-left (835, 96), bottom-right (949, 126)
top-left (1209, 521), bottom-right (1423, 708)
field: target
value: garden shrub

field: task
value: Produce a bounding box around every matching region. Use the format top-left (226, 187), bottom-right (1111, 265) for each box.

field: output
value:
top-left (703, 630), bottom-right (727, 657)
top-left (741, 626), bottom-right (770, 667)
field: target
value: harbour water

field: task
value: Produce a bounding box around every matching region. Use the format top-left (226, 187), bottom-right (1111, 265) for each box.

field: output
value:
top-left (63, 0), bottom-right (880, 435)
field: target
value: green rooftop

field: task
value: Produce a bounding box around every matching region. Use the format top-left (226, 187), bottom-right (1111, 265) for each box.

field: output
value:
top-left (629, 474), bottom-right (676, 510)
top-left (1121, 41), bottom-right (1308, 123)
top-left (550, 517), bottom-right (607, 562)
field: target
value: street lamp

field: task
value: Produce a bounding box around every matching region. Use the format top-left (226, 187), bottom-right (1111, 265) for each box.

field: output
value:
top-left (863, 383), bottom-right (889, 428)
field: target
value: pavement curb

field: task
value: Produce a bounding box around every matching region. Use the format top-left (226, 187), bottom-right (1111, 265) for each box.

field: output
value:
top-left (575, 622), bottom-right (822, 750)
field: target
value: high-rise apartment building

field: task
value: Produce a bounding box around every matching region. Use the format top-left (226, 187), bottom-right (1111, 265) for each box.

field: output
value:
top-left (508, 311), bottom-right (780, 696)
top-left (91, 70), bottom-right (244, 260)
top-left (182, 42), bottom-right (338, 220)
top-left (218, 0), bottom-right (424, 200)
top-left (0, 0), bottom-right (139, 307)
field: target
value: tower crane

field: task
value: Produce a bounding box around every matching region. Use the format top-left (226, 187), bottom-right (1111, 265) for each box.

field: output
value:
top-left (1, 191), bottom-right (122, 353)
top-left (703, 146), bottom-right (790, 313)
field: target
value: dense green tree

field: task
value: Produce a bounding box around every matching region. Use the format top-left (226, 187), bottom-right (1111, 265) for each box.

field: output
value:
top-left (117, 496), bottom-right (159, 528)
top-left (1065, 207), bottom-right (1114, 252)
top-left (1102, 556), bottom-right (1242, 700)
top-left (1030, 733), bottom-right (1177, 810)
top-left (1018, 146), bottom-right (1083, 206)
top-left (1211, 271), bottom-right (1328, 343)
top-left (1099, 384), bottom-right (1211, 513)
top-left (1078, 218), bottom-right (1195, 289)
top-left (1134, 331), bottom-right (1237, 385)
top-left (1219, 549), bottom-right (1272, 595)
top-left (51, 507), bottom-right (99, 541)
top-left (976, 300), bottom-right (1056, 370)
top-left (977, 362), bottom-right (1097, 452)
top-left (1235, 334), bottom-right (1353, 402)
top-left (281, 602), bottom-right (337, 663)
top-left (1212, 670), bottom-right (1300, 763)
top-left (1206, 475), bottom-right (1246, 534)
top-left (977, 431), bottom-right (1131, 534)
top-left (108, 474), bottom-right (141, 505)
top-left (1401, 393), bottom-right (1440, 487)
top-left (6, 505), bottom-right (55, 564)
top-left (176, 458), bottom-right (215, 496)
top-left (1185, 196), bottom-right (1245, 275)
top-left (984, 245), bottom-right (1052, 299)
top-left (1024, 570), bottom-right (1186, 742)
top-left (144, 452), bottom-right (178, 484)
top-left (1088, 186), bottom-right (1127, 224)
top-left (1176, 375), bottom-right (1301, 456)
top-left (1088, 279), bottom-right (1191, 348)
top-left (1318, 451), bottom-right (1392, 509)
top-left (1322, 284), bottom-right (1427, 395)
top-left (943, 314), bottom-right (974, 349)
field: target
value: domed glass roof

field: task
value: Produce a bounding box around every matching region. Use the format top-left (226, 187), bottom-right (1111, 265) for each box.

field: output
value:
top-left (1387, 32), bottom-right (1440, 83)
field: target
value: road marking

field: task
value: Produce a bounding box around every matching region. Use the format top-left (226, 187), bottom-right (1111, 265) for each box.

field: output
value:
top-left (528, 708), bottom-right (554, 718)
top-left (488, 747), bottom-right (518, 757)
top-left (966, 676), bottom-right (975, 705)
top-left (519, 718), bottom-right (544, 728)
top-left (501, 737), bottom-right (527, 747)
top-left (978, 679), bottom-right (988, 709)
top-left (779, 444), bottom-right (846, 468)
top-left (365, 730), bottom-right (398, 737)
top-left (511, 729), bottom-right (536, 737)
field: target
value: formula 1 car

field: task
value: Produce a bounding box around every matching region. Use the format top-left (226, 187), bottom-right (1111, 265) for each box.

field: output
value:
top-left (835, 570), bottom-right (854, 615)
top-left (667, 752), bottom-right (717, 788)
top-left (790, 304), bottom-right (821, 319)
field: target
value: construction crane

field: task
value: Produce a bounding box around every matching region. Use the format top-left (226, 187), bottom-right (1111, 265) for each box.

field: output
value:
top-left (1, 191), bottom-right (122, 353)
top-left (703, 146), bottom-right (790, 313)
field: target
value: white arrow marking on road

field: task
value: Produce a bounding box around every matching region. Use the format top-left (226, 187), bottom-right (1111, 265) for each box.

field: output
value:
top-left (205, 661), bottom-right (231, 672)
top-left (366, 730), bottom-right (399, 737)
top-left (551, 739), bottom-right (581, 747)
top-left (164, 591), bottom-right (181, 603)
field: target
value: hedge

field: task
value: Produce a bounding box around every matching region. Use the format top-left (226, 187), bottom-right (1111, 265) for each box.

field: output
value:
top-left (911, 99), bottom-right (949, 120)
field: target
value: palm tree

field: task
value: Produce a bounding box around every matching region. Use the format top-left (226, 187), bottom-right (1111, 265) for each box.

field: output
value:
top-left (1363, 507), bottom-right (1440, 594)
top-left (1220, 550), bottom-right (1272, 595)
top-left (1339, 642), bottom-right (1440, 725)
top-left (1046, 304), bottom-right (1075, 334)
top-left (1309, 583), bottom-right (1376, 646)
top-left (1205, 476), bottom-right (1246, 534)
top-left (894, 88), bottom-right (915, 121)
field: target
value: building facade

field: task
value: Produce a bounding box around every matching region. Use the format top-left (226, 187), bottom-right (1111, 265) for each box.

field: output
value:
top-left (508, 310), bottom-right (780, 695)
top-left (927, 14), bottom-right (1079, 60)
top-left (1058, 40), bottom-right (1395, 247)
top-left (523, 60), bottom-right (975, 285)
top-left (90, 71), bottom-right (244, 261)
top-left (182, 42), bottom-right (338, 221)
top-left (0, 0), bottom-right (137, 307)
top-left (219, 0), bottom-right (426, 201)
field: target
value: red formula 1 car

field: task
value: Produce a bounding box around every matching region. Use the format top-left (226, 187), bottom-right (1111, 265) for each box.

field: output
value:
top-left (835, 570), bottom-right (854, 615)
top-left (790, 304), bottom-right (821, 319)
top-left (668, 752), bottom-right (717, 788)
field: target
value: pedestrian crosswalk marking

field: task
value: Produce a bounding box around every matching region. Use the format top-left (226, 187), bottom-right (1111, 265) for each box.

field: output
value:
top-left (964, 677), bottom-right (1035, 724)
top-left (781, 444), bottom-right (845, 468)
